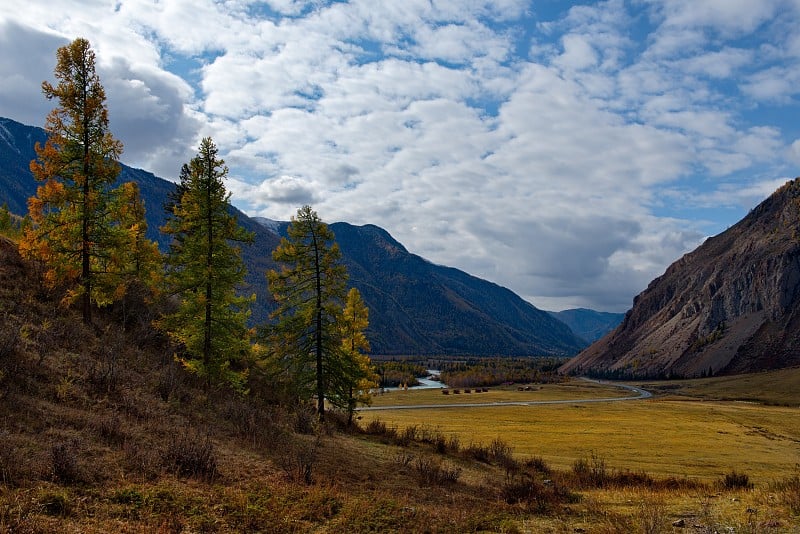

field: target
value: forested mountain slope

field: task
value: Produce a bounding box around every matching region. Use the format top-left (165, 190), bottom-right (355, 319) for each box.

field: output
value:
top-left (0, 116), bottom-right (584, 356)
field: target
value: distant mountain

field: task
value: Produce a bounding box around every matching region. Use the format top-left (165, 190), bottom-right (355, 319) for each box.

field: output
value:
top-left (561, 179), bottom-right (800, 378)
top-left (0, 117), bottom-right (47, 215)
top-left (256, 218), bottom-right (586, 355)
top-left (0, 116), bottom-right (585, 356)
top-left (548, 309), bottom-right (625, 343)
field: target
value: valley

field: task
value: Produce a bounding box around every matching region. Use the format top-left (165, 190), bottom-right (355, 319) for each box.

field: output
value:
top-left (1, 12), bottom-right (800, 531)
top-left (361, 376), bottom-right (799, 481)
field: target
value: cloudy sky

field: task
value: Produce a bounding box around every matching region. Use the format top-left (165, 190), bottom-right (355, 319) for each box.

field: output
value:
top-left (1, 1), bottom-right (799, 312)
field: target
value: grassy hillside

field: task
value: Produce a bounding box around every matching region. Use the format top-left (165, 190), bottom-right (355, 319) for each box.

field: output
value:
top-left (1, 236), bottom-right (799, 532)
top-left (636, 367), bottom-right (800, 406)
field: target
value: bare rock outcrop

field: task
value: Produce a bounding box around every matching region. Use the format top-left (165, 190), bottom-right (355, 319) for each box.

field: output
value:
top-left (561, 178), bottom-right (800, 378)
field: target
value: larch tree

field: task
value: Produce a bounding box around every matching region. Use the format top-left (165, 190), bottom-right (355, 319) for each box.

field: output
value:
top-left (267, 205), bottom-right (348, 421)
top-left (158, 137), bottom-right (254, 392)
top-left (112, 181), bottom-right (163, 329)
top-left (19, 37), bottom-right (146, 323)
top-left (336, 287), bottom-right (378, 425)
top-left (113, 182), bottom-right (162, 289)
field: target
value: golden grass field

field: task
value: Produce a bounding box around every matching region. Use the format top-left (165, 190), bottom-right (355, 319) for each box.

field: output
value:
top-left (362, 374), bottom-right (800, 483)
top-left (369, 379), bottom-right (634, 406)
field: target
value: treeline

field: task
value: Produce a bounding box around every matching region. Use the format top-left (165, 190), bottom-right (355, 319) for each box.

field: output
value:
top-left (11, 37), bottom-right (377, 423)
top-left (439, 357), bottom-right (568, 388)
top-left (374, 361), bottom-right (428, 388)
top-left (369, 356), bottom-right (569, 389)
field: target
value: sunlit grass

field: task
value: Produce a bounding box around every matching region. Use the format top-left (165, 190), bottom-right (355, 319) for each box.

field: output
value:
top-left (637, 367), bottom-right (800, 406)
top-left (368, 379), bottom-right (632, 407)
top-left (361, 399), bottom-right (799, 482)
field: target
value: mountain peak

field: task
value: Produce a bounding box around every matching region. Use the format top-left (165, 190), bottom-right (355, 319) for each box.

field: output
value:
top-left (561, 178), bottom-right (800, 378)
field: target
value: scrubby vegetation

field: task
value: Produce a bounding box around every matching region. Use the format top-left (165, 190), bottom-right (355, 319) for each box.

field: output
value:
top-left (438, 356), bottom-right (567, 388)
top-left (2, 235), bottom-right (799, 531)
top-left (372, 359), bottom-right (427, 388)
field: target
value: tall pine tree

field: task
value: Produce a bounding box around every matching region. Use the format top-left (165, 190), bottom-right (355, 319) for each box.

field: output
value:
top-left (20, 37), bottom-right (139, 323)
top-left (158, 137), bottom-right (254, 391)
top-left (267, 205), bottom-right (348, 421)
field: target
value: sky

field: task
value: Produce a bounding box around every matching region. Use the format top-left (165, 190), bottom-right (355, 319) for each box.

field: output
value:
top-left (1, 1), bottom-right (799, 313)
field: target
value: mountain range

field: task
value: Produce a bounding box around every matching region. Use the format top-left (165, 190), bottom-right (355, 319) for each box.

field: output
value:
top-left (547, 309), bottom-right (625, 344)
top-left (561, 178), bottom-right (800, 378)
top-left (0, 116), bottom-right (586, 356)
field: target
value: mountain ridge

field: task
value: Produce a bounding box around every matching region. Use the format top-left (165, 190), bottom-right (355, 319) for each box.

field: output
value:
top-left (547, 308), bottom-right (625, 344)
top-left (0, 116), bottom-right (585, 356)
top-left (561, 178), bottom-right (800, 378)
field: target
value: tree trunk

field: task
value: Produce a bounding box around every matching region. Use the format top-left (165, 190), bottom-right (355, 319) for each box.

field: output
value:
top-left (313, 229), bottom-right (325, 421)
top-left (81, 71), bottom-right (91, 325)
top-left (204, 156), bottom-right (213, 379)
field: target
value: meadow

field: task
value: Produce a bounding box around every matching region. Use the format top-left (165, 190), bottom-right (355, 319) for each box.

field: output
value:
top-left (362, 374), bottom-right (800, 482)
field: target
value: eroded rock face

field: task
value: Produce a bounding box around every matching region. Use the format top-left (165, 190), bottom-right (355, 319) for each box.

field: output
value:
top-left (561, 178), bottom-right (800, 379)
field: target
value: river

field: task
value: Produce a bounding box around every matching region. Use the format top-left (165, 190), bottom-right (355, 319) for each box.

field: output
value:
top-left (385, 369), bottom-right (447, 391)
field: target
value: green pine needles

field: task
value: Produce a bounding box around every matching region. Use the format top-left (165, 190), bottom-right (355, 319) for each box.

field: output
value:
top-left (267, 206), bottom-right (375, 421)
top-left (158, 137), bottom-right (255, 392)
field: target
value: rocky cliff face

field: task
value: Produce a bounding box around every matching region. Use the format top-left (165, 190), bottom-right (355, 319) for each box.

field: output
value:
top-left (561, 179), bottom-right (800, 378)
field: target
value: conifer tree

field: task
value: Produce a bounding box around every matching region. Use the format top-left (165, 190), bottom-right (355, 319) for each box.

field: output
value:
top-left (158, 137), bottom-right (254, 391)
top-left (336, 287), bottom-right (378, 425)
top-left (267, 205), bottom-right (348, 421)
top-left (19, 37), bottom-right (148, 323)
top-left (0, 203), bottom-right (11, 234)
top-left (114, 182), bottom-right (161, 290)
top-left (112, 182), bottom-right (163, 329)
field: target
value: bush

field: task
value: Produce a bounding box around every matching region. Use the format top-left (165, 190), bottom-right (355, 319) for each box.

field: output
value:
top-left (163, 430), bottom-right (218, 481)
top-left (274, 433), bottom-right (321, 485)
top-left (446, 435), bottom-right (461, 454)
top-left (0, 432), bottom-right (26, 486)
top-left (89, 413), bottom-right (126, 446)
top-left (400, 424), bottom-right (419, 445)
top-left (364, 419), bottom-right (387, 435)
top-left (412, 456), bottom-right (461, 486)
top-left (772, 468), bottom-right (800, 515)
top-left (50, 441), bottom-right (81, 484)
top-left (501, 476), bottom-right (550, 511)
top-left (362, 419), bottom-right (399, 444)
top-left (500, 474), bottom-right (578, 513)
top-left (572, 453), bottom-right (609, 488)
top-left (465, 443), bottom-right (491, 463)
top-left (293, 404), bottom-right (318, 435)
top-left (156, 360), bottom-right (183, 402)
top-left (720, 470), bottom-right (753, 490)
top-left (222, 399), bottom-right (290, 450)
top-left (524, 456), bottom-right (551, 474)
top-left (122, 439), bottom-right (162, 480)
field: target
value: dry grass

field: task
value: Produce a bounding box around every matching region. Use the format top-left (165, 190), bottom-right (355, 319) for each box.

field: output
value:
top-left (369, 379), bottom-right (632, 406)
top-left (638, 367), bottom-right (800, 406)
top-left (1, 238), bottom-right (799, 532)
top-left (361, 396), bottom-right (799, 482)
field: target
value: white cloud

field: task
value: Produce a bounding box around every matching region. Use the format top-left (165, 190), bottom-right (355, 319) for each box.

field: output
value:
top-left (677, 47), bottom-right (753, 78)
top-left (740, 66), bottom-right (800, 102)
top-left (1, 0), bottom-right (798, 313)
top-left (557, 34), bottom-right (599, 70)
top-left (789, 139), bottom-right (800, 165)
